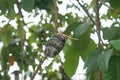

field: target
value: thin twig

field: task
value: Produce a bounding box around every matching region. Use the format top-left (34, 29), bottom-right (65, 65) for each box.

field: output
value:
top-left (54, 0), bottom-right (58, 33)
top-left (70, 0), bottom-right (86, 17)
top-left (64, 34), bottom-right (79, 40)
top-left (30, 56), bottom-right (47, 80)
top-left (16, 0), bottom-right (23, 17)
top-left (100, 0), bottom-right (120, 14)
top-left (16, 0), bottom-right (33, 32)
top-left (76, 0), bottom-right (96, 25)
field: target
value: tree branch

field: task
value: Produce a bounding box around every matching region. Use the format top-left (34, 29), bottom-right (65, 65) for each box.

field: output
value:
top-left (100, 0), bottom-right (120, 14)
top-left (95, 0), bottom-right (103, 80)
top-left (95, 0), bottom-right (101, 47)
top-left (54, 0), bottom-right (58, 33)
top-left (30, 56), bottom-right (47, 80)
top-left (16, 0), bottom-right (23, 18)
top-left (16, 0), bottom-right (33, 32)
top-left (95, 0), bottom-right (104, 49)
top-left (76, 0), bottom-right (96, 25)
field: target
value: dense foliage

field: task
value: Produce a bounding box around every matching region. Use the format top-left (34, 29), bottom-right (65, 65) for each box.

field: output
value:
top-left (0, 0), bottom-right (120, 80)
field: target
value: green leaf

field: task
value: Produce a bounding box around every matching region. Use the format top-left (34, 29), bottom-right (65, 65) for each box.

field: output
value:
top-left (73, 22), bottom-right (91, 37)
top-left (110, 39), bottom-right (120, 50)
top-left (7, 6), bottom-right (16, 19)
top-left (64, 22), bottom-right (80, 35)
top-left (0, 24), bottom-right (13, 46)
top-left (63, 21), bottom-right (92, 77)
top-left (71, 22), bottom-right (92, 52)
top-left (84, 50), bottom-right (101, 72)
top-left (84, 49), bottom-right (113, 72)
top-left (81, 39), bottom-right (97, 61)
top-left (102, 27), bottom-right (118, 40)
top-left (63, 44), bottom-right (80, 77)
top-left (0, 0), bottom-right (7, 14)
top-left (107, 10), bottom-right (119, 19)
top-left (43, 23), bottom-right (54, 33)
top-left (22, 0), bottom-right (34, 12)
top-left (34, 0), bottom-right (54, 12)
top-left (98, 49), bottom-right (113, 72)
top-left (72, 31), bottom-right (90, 53)
top-left (58, 1), bottom-right (63, 4)
top-left (109, 0), bottom-right (120, 9)
top-left (103, 55), bottom-right (120, 80)
top-left (65, 13), bottom-right (75, 25)
top-left (7, 44), bottom-right (21, 57)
